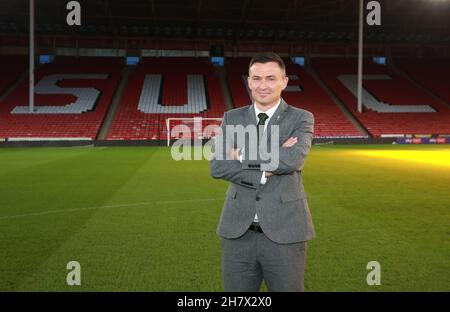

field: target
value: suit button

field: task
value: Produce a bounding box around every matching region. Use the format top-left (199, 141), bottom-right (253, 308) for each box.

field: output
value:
top-left (256, 196), bottom-right (260, 201)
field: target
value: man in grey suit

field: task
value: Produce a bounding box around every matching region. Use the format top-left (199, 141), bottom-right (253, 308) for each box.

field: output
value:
top-left (210, 52), bottom-right (315, 292)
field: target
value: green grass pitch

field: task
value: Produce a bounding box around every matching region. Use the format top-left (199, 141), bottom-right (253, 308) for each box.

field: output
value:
top-left (0, 144), bottom-right (449, 291)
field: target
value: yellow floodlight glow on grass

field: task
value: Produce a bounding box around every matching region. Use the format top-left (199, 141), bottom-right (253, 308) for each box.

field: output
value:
top-left (349, 149), bottom-right (450, 169)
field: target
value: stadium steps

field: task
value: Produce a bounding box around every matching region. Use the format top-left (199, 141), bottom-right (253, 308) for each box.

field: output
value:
top-left (0, 69), bottom-right (27, 103)
top-left (97, 65), bottom-right (134, 140)
top-left (214, 66), bottom-right (234, 110)
top-left (388, 59), bottom-right (450, 109)
top-left (305, 64), bottom-right (371, 137)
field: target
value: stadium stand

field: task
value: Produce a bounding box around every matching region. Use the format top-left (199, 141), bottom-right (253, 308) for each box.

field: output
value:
top-left (312, 58), bottom-right (450, 137)
top-left (107, 57), bottom-right (226, 140)
top-left (0, 56), bottom-right (27, 97)
top-left (1, 55), bottom-right (449, 141)
top-left (395, 58), bottom-right (450, 104)
top-left (226, 58), bottom-right (364, 138)
top-left (226, 58), bottom-right (253, 109)
top-left (0, 56), bottom-right (123, 140)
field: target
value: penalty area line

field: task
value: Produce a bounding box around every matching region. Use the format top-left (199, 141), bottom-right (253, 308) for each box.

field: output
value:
top-left (0, 198), bottom-right (223, 221)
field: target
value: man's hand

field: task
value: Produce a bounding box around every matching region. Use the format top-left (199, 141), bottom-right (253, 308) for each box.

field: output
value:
top-left (262, 137), bottom-right (297, 178)
top-left (230, 148), bottom-right (240, 160)
top-left (282, 137), bottom-right (298, 148)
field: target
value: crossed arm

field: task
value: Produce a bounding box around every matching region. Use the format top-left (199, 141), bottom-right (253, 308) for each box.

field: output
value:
top-left (210, 111), bottom-right (314, 188)
top-left (230, 137), bottom-right (299, 177)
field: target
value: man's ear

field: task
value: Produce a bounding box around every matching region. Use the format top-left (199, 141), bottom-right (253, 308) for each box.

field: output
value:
top-left (247, 76), bottom-right (252, 90)
top-left (282, 76), bottom-right (289, 90)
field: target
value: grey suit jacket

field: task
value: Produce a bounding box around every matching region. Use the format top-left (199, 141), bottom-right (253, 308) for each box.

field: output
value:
top-left (210, 99), bottom-right (315, 244)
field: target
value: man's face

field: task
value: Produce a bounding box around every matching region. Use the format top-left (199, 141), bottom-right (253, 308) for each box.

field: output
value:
top-left (248, 61), bottom-right (288, 107)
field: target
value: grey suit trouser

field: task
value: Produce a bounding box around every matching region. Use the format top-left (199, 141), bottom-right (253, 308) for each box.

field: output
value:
top-left (220, 229), bottom-right (307, 292)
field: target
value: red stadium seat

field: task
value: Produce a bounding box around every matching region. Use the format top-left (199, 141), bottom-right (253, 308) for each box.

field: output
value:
top-left (107, 57), bottom-right (226, 140)
top-left (0, 56), bottom-right (27, 97)
top-left (395, 58), bottom-right (450, 104)
top-left (312, 58), bottom-right (450, 137)
top-left (226, 58), bottom-right (363, 138)
top-left (0, 56), bottom-right (123, 140)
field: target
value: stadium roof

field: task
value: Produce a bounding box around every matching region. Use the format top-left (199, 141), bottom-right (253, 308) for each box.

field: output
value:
top-left (0, 0), bottom-right (449, 44)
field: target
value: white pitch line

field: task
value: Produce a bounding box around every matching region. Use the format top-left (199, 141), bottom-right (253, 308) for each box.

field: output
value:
top-left (0, 198), bottom-right (223, 221)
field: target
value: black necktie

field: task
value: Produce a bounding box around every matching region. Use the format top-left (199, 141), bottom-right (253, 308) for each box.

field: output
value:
top-left (257, 113), bottom-right (269, 145)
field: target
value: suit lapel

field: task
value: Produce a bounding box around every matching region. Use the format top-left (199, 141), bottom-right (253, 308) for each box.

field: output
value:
top-left (265, 98), bottom-right (289, 144)
top-left (245, 104), bottom-right (258, 127)
top-left (245, 99), bottom-right (290, 145)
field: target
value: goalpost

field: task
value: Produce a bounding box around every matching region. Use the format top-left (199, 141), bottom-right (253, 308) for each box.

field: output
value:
top-left (165, 117), bottom-right (223, 146)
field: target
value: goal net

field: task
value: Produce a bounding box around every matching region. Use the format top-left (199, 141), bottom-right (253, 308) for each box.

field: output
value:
top-left (165, 117), bottom-right (223, 146)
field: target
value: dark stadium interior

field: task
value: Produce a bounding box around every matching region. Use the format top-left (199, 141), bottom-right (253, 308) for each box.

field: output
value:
top-left (1, 0), bottom-right (450, 42)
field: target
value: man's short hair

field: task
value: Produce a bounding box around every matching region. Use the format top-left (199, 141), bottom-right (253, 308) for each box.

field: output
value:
top-left (248, 52), bottom-right (286, 74)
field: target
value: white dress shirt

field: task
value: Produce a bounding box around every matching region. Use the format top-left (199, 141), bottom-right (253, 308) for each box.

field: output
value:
top-left (239, 100), bottom-right (281, 223)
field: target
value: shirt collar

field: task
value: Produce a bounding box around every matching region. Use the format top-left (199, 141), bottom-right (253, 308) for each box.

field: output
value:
top-left (254, 99), bottom-right (281, 121)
